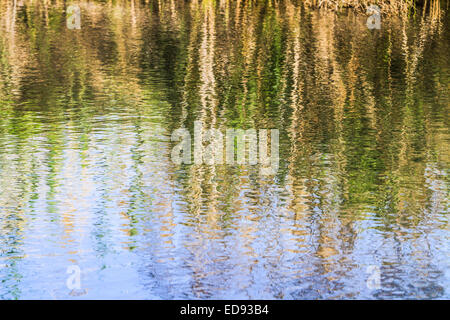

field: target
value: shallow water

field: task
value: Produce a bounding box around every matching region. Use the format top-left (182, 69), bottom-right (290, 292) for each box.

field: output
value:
top-left (0, 1), bottom-right (448, 299)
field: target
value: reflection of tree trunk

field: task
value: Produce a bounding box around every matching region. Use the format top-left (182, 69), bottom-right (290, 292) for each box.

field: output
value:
top-left (394, 10), bottom-right (441, 227)
top-left (184, 0), bottom-right (220, 228)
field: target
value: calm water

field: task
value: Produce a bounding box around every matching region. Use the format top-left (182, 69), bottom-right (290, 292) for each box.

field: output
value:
top-left (0, 0), bottom-right (448, 299)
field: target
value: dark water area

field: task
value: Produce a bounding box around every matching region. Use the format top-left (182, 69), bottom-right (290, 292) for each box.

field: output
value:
top-left (0, 0), bottom-right (448, 299)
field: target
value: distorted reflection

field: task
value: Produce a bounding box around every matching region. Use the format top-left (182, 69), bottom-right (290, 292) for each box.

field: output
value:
top-left (0, 0), bottom-right (448, 299)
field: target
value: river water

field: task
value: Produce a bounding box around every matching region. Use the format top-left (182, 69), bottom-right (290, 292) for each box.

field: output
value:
top-left (0, 0), bottom-right (448, 299)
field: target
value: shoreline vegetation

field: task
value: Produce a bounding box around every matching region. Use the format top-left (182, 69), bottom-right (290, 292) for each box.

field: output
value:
top-left (304, 0), bottom-right (443, 15)
top-left (0, 0), bottom-right (447, 15)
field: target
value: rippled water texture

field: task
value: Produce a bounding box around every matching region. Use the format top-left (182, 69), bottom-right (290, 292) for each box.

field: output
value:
top-left (0, 0), bottom-right (449, 299)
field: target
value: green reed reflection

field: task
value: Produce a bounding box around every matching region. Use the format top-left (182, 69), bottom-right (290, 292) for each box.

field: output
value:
top-left (0, 0), bottom-right (448, 299)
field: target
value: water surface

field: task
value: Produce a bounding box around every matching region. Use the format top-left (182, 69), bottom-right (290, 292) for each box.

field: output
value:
top-left (0, 0), bottom-right (449, 299)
